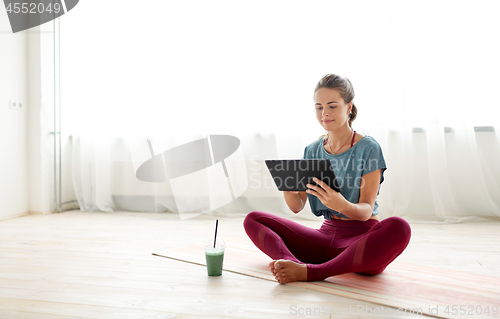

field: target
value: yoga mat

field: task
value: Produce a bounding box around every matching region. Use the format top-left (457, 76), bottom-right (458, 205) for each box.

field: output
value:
top-left (154, 236), bottom-right (500, 319)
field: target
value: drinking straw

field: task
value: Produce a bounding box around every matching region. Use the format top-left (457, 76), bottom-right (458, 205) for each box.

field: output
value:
top-left (213, 219), bottom-right (218, 248)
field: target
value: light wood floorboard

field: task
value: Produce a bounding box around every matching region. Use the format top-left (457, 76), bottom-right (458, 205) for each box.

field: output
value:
top-left (0, 210), bottom-right (499, 319)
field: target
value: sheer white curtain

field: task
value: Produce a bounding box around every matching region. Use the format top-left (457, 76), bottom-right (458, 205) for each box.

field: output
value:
top-left (60, 0), bottom-right (500, 222)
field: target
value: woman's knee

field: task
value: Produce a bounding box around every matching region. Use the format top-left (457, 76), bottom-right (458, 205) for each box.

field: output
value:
top-left (243, 211), bottom-right (268, 230)
top-left (383, 216), bottom-right (411, 244)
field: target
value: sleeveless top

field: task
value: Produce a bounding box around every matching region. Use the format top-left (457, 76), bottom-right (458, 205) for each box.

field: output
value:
top-left (302, 132), bottom-right (387, 220)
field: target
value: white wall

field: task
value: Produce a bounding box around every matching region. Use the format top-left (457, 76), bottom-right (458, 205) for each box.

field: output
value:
top-left (0, 9), bottom-right (29, 220)
top-left (1, 11), bottom-right (55, 220)
top-left (27, 22), bottom-right (55, 216)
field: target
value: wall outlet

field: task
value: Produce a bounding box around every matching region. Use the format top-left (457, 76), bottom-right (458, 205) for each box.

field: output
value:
top-left (9, 99), bottom-right (23, 110)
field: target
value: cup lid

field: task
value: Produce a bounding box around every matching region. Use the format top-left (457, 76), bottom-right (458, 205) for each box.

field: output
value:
top-left (204, 237), bottom-right (225, 248)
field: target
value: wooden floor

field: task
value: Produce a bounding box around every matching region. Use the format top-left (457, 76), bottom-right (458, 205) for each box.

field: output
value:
top-left (0, 210), bottom-right (499, 319)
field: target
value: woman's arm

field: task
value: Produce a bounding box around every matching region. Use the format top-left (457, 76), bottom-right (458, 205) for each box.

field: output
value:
top-left (283, 191), bottom-right (308, 214)
top-left (337, 169), bottom-right (382, 221)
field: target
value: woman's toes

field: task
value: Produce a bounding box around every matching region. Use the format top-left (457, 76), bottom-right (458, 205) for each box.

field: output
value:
top-left (268, 260), bottom-right (275, 269)
top-left (268, 260), bottom-right (277, 275)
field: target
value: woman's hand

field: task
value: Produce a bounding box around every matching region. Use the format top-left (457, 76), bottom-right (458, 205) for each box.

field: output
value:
top-left (306, 177), bottom-right (348, 212)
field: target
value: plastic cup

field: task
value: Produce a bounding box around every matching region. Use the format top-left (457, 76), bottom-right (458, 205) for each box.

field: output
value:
top-left (204, 237), bottom-right (225, 276)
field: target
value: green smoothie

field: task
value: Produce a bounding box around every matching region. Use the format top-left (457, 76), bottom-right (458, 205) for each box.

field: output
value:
top-left (205, 248), bottom-right (224, 276)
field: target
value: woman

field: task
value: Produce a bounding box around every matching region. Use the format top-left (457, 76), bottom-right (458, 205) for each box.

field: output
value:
top-left (243, 74), bottom-right (411, 283)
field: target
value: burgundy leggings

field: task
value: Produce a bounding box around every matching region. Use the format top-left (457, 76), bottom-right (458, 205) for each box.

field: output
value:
top-left (243, 211), bottom-right (411, 281)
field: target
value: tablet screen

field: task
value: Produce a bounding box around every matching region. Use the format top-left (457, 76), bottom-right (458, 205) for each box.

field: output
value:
top-left (265, 159), bottom-right (340, 192)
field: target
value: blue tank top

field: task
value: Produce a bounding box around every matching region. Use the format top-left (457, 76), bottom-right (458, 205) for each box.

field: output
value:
top-left (301, 135), bottom-right (387, 219)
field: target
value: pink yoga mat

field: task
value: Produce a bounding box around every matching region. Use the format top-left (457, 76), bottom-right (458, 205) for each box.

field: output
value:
top-left (154, 236), bottom-right (500, 319)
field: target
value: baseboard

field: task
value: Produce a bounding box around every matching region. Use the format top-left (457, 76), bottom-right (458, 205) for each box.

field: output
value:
top-left (0, 211), bottom-right (56, 221)
top-left (0, 211), bottom-right (30, 221)
top-left (29, 210), bottom-right (54, 216)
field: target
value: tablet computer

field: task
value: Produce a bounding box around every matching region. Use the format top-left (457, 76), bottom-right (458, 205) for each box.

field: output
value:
top-left (265, 159), bottom-right (340, 192)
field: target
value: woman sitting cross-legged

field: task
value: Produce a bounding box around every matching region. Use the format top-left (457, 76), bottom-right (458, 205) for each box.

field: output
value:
top-left (243, 73), bottom-right (411, 283)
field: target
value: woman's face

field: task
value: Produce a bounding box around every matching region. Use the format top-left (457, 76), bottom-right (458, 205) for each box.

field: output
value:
top-left (314, 88), bottom-right (352, 131)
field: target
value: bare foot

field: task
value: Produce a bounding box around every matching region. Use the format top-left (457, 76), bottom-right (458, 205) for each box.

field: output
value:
top-left (272, 259), bottom-right (307, 284)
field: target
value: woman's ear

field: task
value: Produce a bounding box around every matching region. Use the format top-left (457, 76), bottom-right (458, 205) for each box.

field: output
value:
top-left (347, 102), bottom-right (353, 114)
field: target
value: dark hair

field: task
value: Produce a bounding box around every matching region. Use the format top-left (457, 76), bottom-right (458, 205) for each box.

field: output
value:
top-left (314, 74), bottom-right (357, 130)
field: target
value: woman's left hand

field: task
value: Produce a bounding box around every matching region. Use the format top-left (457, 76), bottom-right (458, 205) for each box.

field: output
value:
top-left (306, 177), bottom-right (348, 212)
